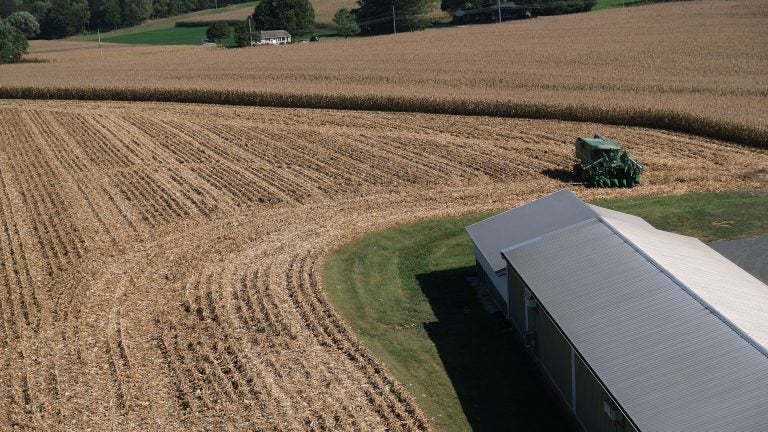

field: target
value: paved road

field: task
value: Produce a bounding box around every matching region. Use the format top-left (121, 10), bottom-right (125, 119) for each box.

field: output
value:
top-left (710, 235), bottom-right (768, 285)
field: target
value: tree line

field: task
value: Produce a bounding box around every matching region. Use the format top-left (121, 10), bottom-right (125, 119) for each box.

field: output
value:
top-left (0, 0), bottom-right (252, 38)
top-left (355, 0), bottom-right (597, 34)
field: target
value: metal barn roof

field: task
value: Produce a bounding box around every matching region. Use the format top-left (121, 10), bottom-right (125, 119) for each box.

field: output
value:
top-left (465, 189), bottom-right (597, 273)
top-left (599, 210), bottom-right (768, 350)
top-left (502, 218), bottom-right (768, 432)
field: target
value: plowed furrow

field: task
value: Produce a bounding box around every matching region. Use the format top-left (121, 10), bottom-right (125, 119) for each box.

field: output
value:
top-left (104, 337), bottom-right (128, 416)
top-left (56, 113), bottom-right (132, 169)
top-left (154, 323), bottom-right (194, 417)
top-left (100, 185), bottom-right (142, 236)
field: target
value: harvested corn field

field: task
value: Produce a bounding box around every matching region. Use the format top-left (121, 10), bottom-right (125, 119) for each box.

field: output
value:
top-left (0, 99), bottom-right (765, 430)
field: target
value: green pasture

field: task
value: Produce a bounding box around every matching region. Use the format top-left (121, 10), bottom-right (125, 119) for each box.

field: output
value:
top-left (592, 0), bottom-right (649, 11)
top-left (100, 26), bottom-right (218, 45)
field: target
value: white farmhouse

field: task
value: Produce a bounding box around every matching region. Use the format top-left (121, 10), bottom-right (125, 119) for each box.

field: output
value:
top-left (255, 30), bottom-right (291, 45)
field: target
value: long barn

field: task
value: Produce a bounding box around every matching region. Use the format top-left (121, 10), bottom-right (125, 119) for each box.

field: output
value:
top-left (466, 189), bottom-right (768, 432)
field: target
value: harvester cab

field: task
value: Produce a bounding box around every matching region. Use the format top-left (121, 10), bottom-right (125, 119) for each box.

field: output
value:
top-left (574, 134), bottom-right (643, 187)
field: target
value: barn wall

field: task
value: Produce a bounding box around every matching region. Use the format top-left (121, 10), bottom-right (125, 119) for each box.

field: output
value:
top-left (533, 307), bottom-right (572, 406)
top-left (504, 261), bottom-right (639, 432)
top-left (575, 355), bottom-right (638, 432)
top-left (472, 243), bottom-right (508, 308)
top-left (507, 264), bottom-right (526, 329)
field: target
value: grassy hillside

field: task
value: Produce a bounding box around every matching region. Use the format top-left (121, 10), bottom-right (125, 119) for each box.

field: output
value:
top-left (323, 190), bottom-right (768, 431)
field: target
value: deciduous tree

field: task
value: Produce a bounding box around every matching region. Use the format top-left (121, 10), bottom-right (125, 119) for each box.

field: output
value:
top-left (332, 8), bottom-right (359, 38)
top-left (0, 18), bottom-right (27, 63)
top-left (89, 0), bottom-right (121, 29)
top-left (40, 0), bottom-right (89, 38)
top-left (7, 11), bottom-right (40, 37)
top-left (232, 20), bottom-right (258, 46)
top-left (251, 0), bottom-right (314, 36)
top-left (355, 0), bottom-right (431, 35)
top-left (206, 21), bottom-right (229, 40)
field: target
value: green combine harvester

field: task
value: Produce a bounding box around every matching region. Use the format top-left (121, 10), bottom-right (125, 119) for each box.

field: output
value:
top-left (574, 134), bottom-right (644, 187)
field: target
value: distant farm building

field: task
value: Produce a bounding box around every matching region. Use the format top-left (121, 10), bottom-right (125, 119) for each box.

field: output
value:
top-left (256, 30), bottom-right (291, 45)
top-left (466, 189), bottom-right (768, 432)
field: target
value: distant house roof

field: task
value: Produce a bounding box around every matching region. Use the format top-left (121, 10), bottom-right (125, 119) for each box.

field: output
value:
top-left (260, 30), bottom-right (291, 38)
top-left (467, 189), bottom-right (768, 431)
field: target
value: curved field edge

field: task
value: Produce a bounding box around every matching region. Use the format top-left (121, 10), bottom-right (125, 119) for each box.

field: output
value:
top-left (322, 190), bottom-right (768, 431)
top-left (0, 86), bottom-right (764, 149)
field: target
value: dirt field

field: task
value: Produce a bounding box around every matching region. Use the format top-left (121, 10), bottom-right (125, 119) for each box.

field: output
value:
top-left (5, 0), bottom-right (767, 132)
top-left (179, 6), bottom-right (255, 22)
top-left (310, 0), bottom-right (359, 24)
top-left (0, 99), bottom-right (764, 430)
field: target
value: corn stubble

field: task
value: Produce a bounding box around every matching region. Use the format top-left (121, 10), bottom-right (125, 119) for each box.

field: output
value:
top-left (0, 99), bottom-right (764, 430)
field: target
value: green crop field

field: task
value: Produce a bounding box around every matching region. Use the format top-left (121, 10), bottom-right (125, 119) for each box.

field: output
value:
top-left (592, 0), bottom-right (647, 11)
top-left (323, 190), bottom-right (768, 431)
top-left (100, 27), bottom-right (215, 45)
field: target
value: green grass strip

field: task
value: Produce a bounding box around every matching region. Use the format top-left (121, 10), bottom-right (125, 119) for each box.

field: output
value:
top-left (593, 189), bottom-right (768, 242)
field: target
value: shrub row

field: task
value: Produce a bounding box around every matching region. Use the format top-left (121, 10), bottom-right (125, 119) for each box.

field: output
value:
top-left (0, 86), bottom-right (764, 149)
top-left (175, 20), bottom-right (244, 27)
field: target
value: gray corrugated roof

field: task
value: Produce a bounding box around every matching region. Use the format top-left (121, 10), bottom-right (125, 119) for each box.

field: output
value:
top-left (465, 189), bottom-right (597, 273)
top-left (261, 30), bottom-right (291, 38)
top-left (502, 219), bottom-right (768, 431)
top-left (604, 214), bottom-right (768, 350)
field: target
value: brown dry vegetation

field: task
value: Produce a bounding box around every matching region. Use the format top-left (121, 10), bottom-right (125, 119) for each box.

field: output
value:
top-left (311, 0), bottom-right (359, 24)
top-left (0, 99), bottom-right (765, 429)
top-left (2, 0), bottom-right (766, 137)
top-left (179, 5), bottom-right (255, 22)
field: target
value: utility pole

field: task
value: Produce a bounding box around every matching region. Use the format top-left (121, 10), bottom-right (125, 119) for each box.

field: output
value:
top-left (98, 28), bottom-right (103, 58)
top-left (497, 0), bottom-right (501, 23)
top-left (392, 4), bottom-right (396, 34)
top-left (248, 17), bottom-right (253, 46)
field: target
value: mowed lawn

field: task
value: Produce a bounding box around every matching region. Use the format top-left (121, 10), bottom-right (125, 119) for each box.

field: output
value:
top-left (323, 190), bottom-right (768, 431)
